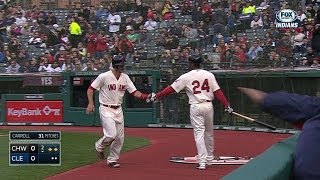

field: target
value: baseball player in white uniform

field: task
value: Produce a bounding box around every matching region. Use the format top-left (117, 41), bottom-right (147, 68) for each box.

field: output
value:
top-left (150, 55), bottom-right (233, 170)
top-left (86, 54), bottom-right (150, 168)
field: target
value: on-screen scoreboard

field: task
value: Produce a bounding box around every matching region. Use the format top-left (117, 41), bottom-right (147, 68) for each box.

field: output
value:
top-left (9, 131), bottom-right (61, 166)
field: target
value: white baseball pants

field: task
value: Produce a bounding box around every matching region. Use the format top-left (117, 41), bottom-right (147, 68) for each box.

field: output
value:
top-left (190, 102), bottom-right (214, 165)
top-left (95, 105), bottom-right (124, 163)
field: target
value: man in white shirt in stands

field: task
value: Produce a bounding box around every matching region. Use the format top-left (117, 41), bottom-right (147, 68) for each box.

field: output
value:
top-left (38, 61), bottom-right (62, 72)
top-left (144, 17), bottom-right (158, 31)
top-left (250, 15), bottom-right (263, 29)
top-left (107, 9), bottom-right (121, 34)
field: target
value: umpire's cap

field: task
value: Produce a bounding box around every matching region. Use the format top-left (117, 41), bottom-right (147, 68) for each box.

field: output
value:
top-left (112, 54), bottom-right (125, 67)
top-left (188, 55), bottom-right (203, 64)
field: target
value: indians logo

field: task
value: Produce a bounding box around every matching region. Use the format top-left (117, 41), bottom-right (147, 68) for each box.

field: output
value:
top-left (275, 9), bottom-right (299, 28)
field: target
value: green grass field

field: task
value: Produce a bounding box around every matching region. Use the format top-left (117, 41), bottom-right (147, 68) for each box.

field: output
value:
top-left (0, 130), bottom-right (149, 180)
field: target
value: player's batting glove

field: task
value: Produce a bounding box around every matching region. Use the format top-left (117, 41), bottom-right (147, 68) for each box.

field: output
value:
top-left (225, 106), bottom-right (233, 114)
top-left (146, 93), bottom-right (156, 103)
top-left (150, 93), bottom-right (157, 102)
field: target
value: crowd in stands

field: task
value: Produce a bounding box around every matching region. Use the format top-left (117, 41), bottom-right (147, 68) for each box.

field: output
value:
top-left (1, 0), bottom-right (320, 74)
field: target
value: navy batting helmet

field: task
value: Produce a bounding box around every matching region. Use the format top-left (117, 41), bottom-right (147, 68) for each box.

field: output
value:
top-left (112, 54), bottom-right (125, 68)
top-left (188, 55), bottom-right (203, 64)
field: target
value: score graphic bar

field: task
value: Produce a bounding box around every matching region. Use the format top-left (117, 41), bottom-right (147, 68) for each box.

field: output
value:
top-left (9, 131), bottom-right (61, 140)
top-left (9, 143), bottom-right (61, 166)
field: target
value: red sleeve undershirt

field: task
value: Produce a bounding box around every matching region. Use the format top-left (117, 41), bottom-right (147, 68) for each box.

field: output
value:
top-left (88, 86), bottom-right (96, 91)
top-left (214, 89), bottom-right (230, 108)
top-left (156, 86), bottom-right (175, 99)
top-left (130, 90), bottom-right (149, 100)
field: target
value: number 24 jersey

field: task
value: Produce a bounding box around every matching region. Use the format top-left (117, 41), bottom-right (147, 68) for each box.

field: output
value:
top-left (171, 69), bottom-right (220, 104)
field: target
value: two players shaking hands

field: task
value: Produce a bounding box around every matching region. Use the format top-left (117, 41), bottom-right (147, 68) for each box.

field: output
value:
top-left (141, 89), bottom-right (234, 114)
top-left (138, 55), bottom-right (233, 114)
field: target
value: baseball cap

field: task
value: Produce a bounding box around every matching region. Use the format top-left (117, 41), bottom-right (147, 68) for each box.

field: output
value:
top-left (126, 25), bottom-right (133, 31)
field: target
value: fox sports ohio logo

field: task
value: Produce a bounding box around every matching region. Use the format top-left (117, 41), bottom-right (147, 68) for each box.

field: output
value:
top-left (275, 9), bottom-right (299, 28)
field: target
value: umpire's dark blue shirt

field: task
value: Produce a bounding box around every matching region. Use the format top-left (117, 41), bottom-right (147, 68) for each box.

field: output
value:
top-left (262, 92), bottom-right (320, 180)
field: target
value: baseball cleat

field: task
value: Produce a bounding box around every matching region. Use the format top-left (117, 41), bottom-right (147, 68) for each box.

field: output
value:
top-left (95, 148), bottom-right (105, 160)
top-left (196, 164), bottom-right (206, 170)
top-left (108, 162), bottom-right (120, 168)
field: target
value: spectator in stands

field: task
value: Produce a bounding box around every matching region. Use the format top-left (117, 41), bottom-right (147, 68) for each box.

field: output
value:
top-left (250, 15), bottom-right (263, 29)
top-left (310, 57), bottom-right (320, 67)
top-left (85, 27), bottom-right (97, 56)
top-left (268, 23), bottom-right (280, 40)
top-left (306, 4), bottom-right (316, 18)
top-left (182, 24), bottom-right (198, 39)
top-left (215, 38), bottom-right (228, 62)
top-left (82, 60), bottom-right (94, 71)
top-left (144, 17), bottom-right (158, 31)
top-left (95, 30), bottom-right (108, 59)
top-left (45, 12), bottom-right (57, 25)
top-left (69, 17), bottom-right (82, 48)
top-left (50, 61), bottom-right (62, 72)
top-left (54, 46), bottom-right (67, 65)
top-left (139, 27), bottom-right (151, 43)
top-left (77, 42), bottom-right (87, 57)
top-left (14, 12), bottom-right (26, 27)
top-left (234, 45), bottom-right (247, 63)
top-left (120, 16), bottom-right (134, 34)
top-left (16, 49), bottom-right (28, 65)
top-left (74, 60), bottom-right (83, 71)
top-left (28, 57), bottom-right (39, 72)
top-left (246, 40), bottom-right (263, 61)
top-left (303, 46), bottom-right (315, 66)
top-left (28, 31), bottom-right (43, 45)
top-left (107, 9), bottom-right (121, 34)
top-left (6, 59), bottom-right (20, 73)
top-left (268, 50), bottom-right (282, 67)
top-left (297, 8), bottom-right (307, 24)
top-left (293, 28), bottom-right (306, 53)
top-left (79, 4), bottom-right (91, 22)
top-left (181, 1), bottom-right (192, 15)
top-left (211, 5), bottom-right (228, 36)
top-left (198, 26), bottom-right (208, 48)
top-left (311, 24), bottom-right (320, 56)
top-left (20, 22), bottom-right (32, 36)
top-left (8, 37), bottom-right (20, 53)
top-left (19, 60), bottom-right (31, 73)
top-left (201, 1), bottom-right (212, 23)
top-left (77, 15), bottom-right (90, 39)
top-left (132, 15), bottom-right (144, 30)
top-left (118, 35), bottom-right (134, 55)
top-left (44, 50), bottom-right (54, 63)
top-left (241, 1), bottom-right (256, 15)
top-left (0, 11), bottom-right (8, 43)
top-left (96, 5), bottom-right (108, 20)
top-left (162, 1), bottom-right (174, 21)
top-left (62, 58), bottom-right (74, 71)
top-left (164, 34), bottom-right (179, 50)
top-left (125, 25), bottom-right (139, 43)
top-left (38, 58), bottom-right (53, 72)
top-left (168, 22), bottom-right (183, 38)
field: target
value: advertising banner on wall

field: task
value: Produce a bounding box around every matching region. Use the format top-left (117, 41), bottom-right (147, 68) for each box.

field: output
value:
top-left (6, 101), bottom-right (63, 123)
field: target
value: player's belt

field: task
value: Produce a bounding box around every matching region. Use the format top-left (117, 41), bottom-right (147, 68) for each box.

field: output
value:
top-left (102, 104), bottom-right (121, 109)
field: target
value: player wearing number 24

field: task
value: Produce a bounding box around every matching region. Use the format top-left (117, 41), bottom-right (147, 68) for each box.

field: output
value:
top-left (148, 55), bottom-right (233, 170)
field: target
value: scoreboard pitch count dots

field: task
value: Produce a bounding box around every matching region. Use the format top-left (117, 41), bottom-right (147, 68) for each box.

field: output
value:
top-left (9, 131), bottom-right (61, 166)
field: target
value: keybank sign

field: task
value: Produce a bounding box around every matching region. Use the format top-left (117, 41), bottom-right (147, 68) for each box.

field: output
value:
top-left (275, 9), bottom-right (299, 28)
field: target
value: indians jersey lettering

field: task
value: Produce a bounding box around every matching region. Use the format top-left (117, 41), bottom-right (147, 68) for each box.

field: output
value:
top-left (91, 71), bottom-right (137, 105)
top-left (171, 69), bottom-right (220, 104)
